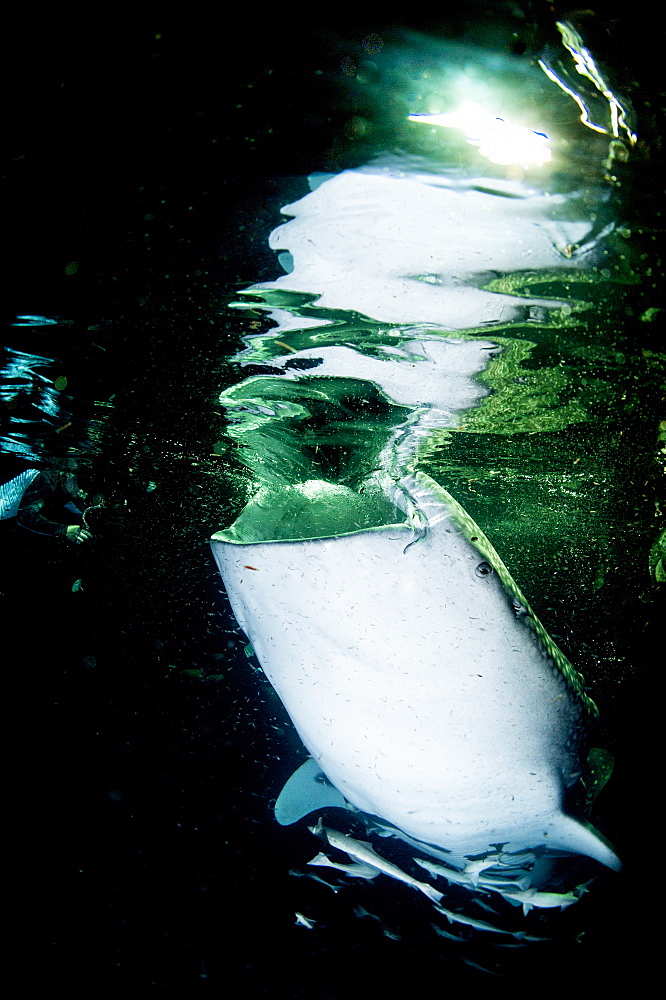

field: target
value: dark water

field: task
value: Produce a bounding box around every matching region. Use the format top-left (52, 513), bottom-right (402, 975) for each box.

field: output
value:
top-left (3, 8), bottom-right (663, 994)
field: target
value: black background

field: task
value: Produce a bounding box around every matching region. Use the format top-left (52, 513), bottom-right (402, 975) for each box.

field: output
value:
top-left (3, 6), bottom-right (664, 995)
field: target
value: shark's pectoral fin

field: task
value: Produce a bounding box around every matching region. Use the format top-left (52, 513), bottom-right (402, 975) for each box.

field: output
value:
top-left (274, 757), bottom-right (347, 826)
top-left (546, 813), bottom-right (621, 872)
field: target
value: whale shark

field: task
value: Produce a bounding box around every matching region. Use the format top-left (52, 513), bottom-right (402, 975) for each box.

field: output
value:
top-left (211, 469), bottom-right (620, 879)
top-left (210, 22), bottom-right (635, 898)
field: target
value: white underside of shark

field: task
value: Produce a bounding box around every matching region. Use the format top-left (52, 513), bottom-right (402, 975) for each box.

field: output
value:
top-left (211, 471), bottom-right (619, 873)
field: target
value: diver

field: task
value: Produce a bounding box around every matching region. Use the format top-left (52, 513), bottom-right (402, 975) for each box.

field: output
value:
top-left (0, 457), bottom-right (98, 608)
top-left (1, 351), bottom-right (111, 616)
top-left (15, 465), bottom-right (96, 544)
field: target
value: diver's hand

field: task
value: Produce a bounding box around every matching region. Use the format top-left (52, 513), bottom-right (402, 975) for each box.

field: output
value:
top-left (65, 525), bottom-right (92, 544)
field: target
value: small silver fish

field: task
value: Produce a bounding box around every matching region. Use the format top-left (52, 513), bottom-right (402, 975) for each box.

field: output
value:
top-left (310, 820), bottom-right (443, 905)
top-left (500, 886), bottom-right (586, 914)
top-left (413, 857), bottom-right (478, 889)
top-left (288, 867), bottom-right (342, 893)
top-left (308, 851), bottom-right (380, 880)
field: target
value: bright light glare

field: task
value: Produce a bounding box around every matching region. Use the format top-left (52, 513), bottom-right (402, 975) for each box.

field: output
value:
top-left (538, 21), bottom-right (636, 146)
top-left (409, 104), bottom-right (551, 166)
